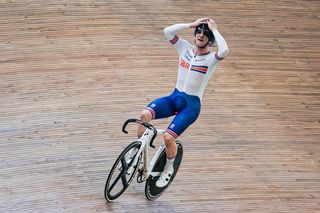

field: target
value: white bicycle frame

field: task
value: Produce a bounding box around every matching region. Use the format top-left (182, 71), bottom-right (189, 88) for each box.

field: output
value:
top-left (126, 128), bottom-right (166, 180)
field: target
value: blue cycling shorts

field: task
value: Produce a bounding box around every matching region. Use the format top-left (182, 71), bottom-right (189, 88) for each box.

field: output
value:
top-left (146, 88), bottom-right (201, 138)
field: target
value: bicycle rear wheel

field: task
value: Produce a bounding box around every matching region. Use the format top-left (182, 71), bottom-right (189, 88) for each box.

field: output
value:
top-left (145, 140), bottom-right (183, 200)
top-left (104, 141), bottom-right (142, 201)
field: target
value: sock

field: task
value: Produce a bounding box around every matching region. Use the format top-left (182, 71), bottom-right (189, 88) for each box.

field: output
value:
top-left (164, 157), bottom-right (175, 173)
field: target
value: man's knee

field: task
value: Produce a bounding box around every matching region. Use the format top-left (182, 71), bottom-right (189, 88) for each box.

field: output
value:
top-left (163, 132), bottom-right (176, 147)
top-left (140, 109), bottom-right (152, 121)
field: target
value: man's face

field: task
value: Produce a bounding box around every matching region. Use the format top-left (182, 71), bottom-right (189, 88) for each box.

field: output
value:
top-left (195, 29), bottom-right (209, 48)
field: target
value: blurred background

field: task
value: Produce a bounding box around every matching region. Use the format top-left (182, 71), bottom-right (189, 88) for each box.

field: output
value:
top-left (0, 1), bottom-right (319, 212)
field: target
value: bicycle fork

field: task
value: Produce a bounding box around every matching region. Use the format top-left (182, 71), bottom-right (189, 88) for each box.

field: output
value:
top-left (134, 128), bottom-right (155, 182)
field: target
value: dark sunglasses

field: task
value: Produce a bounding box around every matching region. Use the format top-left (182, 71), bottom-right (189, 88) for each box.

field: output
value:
top-left (196, 29), bottom-right (211, 37)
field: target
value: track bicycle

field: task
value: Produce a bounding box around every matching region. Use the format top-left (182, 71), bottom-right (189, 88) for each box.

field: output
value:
top-left (104, 119), bottom-right (183, 201)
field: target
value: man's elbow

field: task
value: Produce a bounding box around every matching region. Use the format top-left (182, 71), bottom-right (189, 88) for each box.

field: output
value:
top-left (220, 48), bottom-right (229, 58)
top-left (163, 26), bottom-right (170, 35)
top-left (163, 27), bottom-right (174, 40)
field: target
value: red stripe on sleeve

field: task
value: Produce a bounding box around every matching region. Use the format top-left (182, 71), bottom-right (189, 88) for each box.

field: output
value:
top-left (170, 35), bottom-right (179, 44)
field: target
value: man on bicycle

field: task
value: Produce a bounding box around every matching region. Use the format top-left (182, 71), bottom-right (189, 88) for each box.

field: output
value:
top-left (137, 17), bottom-right (229, 188)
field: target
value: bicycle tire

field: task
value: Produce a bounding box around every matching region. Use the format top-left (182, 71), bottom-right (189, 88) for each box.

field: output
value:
top-left (104, 141), bottom-right (142, 201)
top-left (145, 140), bottom-right (183, 200)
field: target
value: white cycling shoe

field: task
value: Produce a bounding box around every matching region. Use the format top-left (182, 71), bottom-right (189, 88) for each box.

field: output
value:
top-left (156, 167), bottom-right (174, 188)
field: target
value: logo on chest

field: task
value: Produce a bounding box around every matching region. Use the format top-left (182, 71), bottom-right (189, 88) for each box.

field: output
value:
top-left (179, 59), bottom-right (190, 69)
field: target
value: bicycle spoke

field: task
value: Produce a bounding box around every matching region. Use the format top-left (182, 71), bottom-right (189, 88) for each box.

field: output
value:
top-left (109, 170), bottom-right (123, 192)
top-left (109, 155), bottom-right (131, 192)
top-left (121, 174), bottom-right (128, 188)
top-left (121, 156), bottom-right (128, 171)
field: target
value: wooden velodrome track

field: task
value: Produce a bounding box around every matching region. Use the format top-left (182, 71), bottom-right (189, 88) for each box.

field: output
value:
top-left (1, 0), bottom-right (319, 212)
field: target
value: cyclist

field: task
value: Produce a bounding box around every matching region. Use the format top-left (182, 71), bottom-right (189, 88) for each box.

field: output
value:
top-left (137, 17), bottom-right (229, 188)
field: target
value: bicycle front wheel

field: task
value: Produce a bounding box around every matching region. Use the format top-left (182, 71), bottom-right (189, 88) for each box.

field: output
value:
top-left (104, 141), bottom-right (142, 201)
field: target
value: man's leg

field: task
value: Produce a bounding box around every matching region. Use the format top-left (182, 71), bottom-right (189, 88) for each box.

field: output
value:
top-left (156, 105), bottom-right (200, 188)
top-left (137, 109), bottom-right (152, 138)
top-left (156, 132), bottom-right (177, 188)
top-left (137, 93), bottom-right (175, 138)
top-left (163, 132), bottom-right (177, 158)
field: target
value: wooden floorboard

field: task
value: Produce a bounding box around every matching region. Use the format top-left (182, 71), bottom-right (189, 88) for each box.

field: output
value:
top-left (0, 0), bottom-right (319, 212)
